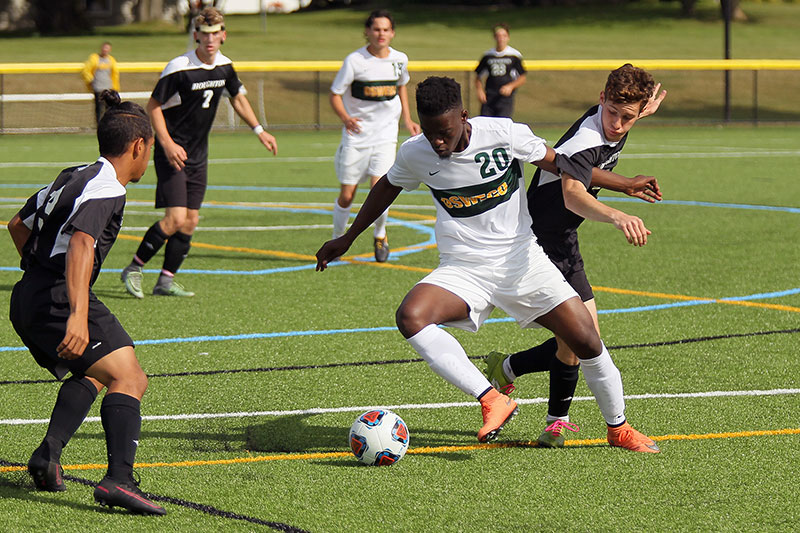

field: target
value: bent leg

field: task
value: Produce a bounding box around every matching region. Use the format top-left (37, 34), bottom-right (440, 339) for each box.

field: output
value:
top-left (536, 298), bottom-right (625, 426)
top-left (397, 283), bottom-right (492, 398)
top-left (86, 347), bottom-right (148, 482)
top-left (333, 184), bottom-right (357, 238)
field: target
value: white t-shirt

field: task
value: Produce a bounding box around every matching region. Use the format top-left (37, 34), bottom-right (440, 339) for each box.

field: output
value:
top-left (330, 46), bottom-right (410, 149)
top-left (387, 116), bottom-right (548, 264)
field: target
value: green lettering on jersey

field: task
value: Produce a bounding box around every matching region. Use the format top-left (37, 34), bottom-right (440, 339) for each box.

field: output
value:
top-left (430, 160), bottom-right (522, 218)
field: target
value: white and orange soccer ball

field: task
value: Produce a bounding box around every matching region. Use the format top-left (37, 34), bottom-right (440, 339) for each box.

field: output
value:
top-left (349, 409), bottom-right (409, 466)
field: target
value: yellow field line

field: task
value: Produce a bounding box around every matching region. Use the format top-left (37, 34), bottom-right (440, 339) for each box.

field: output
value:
top-left (2, 428), bottom-right (797, 473)
top-left (595, 285), bottom-right (800, 314)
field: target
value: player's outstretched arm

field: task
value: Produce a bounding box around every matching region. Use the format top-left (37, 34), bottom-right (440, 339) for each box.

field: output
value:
top-left (7, 213), bottom-right (32, 257)
top-left (316, 176), bottom-right (402, 271)
top-left (230, 92), bottom-right (277, 155)
top-left (562, 172), bottom-right (650, 247)
top-left (591, 168), bottom-right (662, 203)
top-left (60, 231), bottom-right (94, 360)
top-left (639, 82), bottom-right (667, 119)
top-left (532, 146), bottom-right (559, 175)
top-left (147, 97), bottom-right (187, 170)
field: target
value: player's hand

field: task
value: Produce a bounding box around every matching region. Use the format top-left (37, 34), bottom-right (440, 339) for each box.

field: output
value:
top-left (611, 212), bottom-right (651, 247)
top-left (405, 120), bottom-right (421, 136)
top-left (499, 84), bottom-right (514, 97)
top-left (476, 88), bottom-right (487, 104)
top-left (315, 237), bottom-right (351, 271)
top-left (58, 314), bottom-right (89, 359)
top-left (626, 175), bottom-right (662, 203)
top-left (164, 140), bottom-right (188, 170)
top-left (344, 116), bottom-right (362, 135)
top-left (258, 131), bottom-right (278, 155)
top-left (640, 83), bottom-right (667, 118)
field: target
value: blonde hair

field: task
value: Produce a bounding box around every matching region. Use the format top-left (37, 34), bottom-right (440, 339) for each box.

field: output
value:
top-left (195, 7), bottom-right (225, 31)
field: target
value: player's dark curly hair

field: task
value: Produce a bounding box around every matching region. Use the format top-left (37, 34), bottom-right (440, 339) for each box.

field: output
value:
top-left (415, 77), bottom-right (462, 117)
top-left (604, 64), bottom-right (655, 112)
top-left (97, 90), bottom-right (153, 157)
top-left (365, 9), bottom-right (394, 29)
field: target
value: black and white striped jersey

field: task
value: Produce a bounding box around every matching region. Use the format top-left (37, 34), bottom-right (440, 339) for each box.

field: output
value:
top-left (528, 104), bottom-right (628, 237)
top-left (151, 50), bottom-right (244, 166)
top-left (17, 158), bottom-right (126, 286)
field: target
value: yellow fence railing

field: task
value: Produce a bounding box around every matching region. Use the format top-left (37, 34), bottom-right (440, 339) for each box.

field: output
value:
top-left (2, 59), bottom-right (800, 74)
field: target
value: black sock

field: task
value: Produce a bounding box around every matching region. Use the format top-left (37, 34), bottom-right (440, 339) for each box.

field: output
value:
top-left (547, 357), bottom-right (580, 419)
top-left (508, 337), bottom-right (558, 377)
top-left (162, 231), bottom-right (192, 275)
top-left (134, 222), bottom-right (169, 265)
top-left (35, 377), bottom-right (99, 463)
top-left (100, 393), bottom-right (141, 483)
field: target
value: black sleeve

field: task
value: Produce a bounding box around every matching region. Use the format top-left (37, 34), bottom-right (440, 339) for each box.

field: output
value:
top-left (64, 197), bottom-right (121, 241)
top-left (151, 71), bottom-right (182, 104)
top-left (555, 147), bottom-right (600, 189)
top-left (513, 56), bottom-right (526, 75)
top-left (225, 65), bottom-right (243, 98)
top-left (475, 55), bottom-right (489, 75)
top-left (17, 187), bottom-right (45, 223)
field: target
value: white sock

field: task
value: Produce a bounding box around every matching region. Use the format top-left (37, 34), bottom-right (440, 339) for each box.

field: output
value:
top-left (502, 356), bottom-right (518, 382)
top-left (545, 414), bottom-right (570, 424)
top-left (579, 344), bottom-right (626, 426)
top-left (373, 208), bottom-right (388, 240)
top-left (332, 202), bottom-right (350, 238)
top-left (406, 324), bottom-right (492, 398)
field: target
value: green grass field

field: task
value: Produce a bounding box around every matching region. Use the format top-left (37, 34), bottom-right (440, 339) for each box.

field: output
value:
top-left (1, 124), bottom-right (798, 531)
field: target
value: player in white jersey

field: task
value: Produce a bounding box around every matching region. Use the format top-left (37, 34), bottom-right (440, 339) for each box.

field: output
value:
top-left (329, 9), bottom-right (420, 263)
top-left (316, 77), bottom-right (659, 451)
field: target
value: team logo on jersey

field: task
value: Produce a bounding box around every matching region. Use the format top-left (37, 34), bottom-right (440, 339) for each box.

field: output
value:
top-left (430, 160), bottom-right (522, 218)
top-left (351, 80), bottom-right (398, 101)
top-left (598, 151), bottom-right (620, 170)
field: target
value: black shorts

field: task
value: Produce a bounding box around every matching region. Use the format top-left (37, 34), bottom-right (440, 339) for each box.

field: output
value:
top-left (537, 230), bottom-right (594, 302)
top-left (154, 156), bottom-right (208, 210)
top-left (480, 94), bottom-right (514, 119)
top-left (9, 276), bottom-right (134, 380)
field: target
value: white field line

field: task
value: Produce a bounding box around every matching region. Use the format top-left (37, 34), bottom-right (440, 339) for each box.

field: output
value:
top-left (3, 387), bottom-right (798, 426)
top-left (120, 220), bottom-right (436, 232)
top-left (1, 150), bottom-right (799, 169)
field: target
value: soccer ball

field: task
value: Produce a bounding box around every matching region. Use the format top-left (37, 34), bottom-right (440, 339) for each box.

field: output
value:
top-left (349, 409), bottom-right (409, 466)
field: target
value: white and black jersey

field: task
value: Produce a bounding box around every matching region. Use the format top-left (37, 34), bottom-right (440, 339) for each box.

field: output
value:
top-left (528, 104), bottom-right (627, 237)
top-left (475, 46), bottom-right (525, 97)
top-left (17, 158), bottom-right (126, 286)
top-left (151, 50), bottom-right (244, 166)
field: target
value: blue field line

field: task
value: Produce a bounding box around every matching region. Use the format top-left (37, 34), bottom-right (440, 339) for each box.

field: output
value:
top-left (1, 288), bottom-right (797, 353)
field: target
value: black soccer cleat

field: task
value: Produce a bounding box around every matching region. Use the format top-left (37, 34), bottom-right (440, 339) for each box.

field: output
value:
top-left (28, 454), bottom-right (66, 492)
top-left (93, 476), bottom-right (167, 515)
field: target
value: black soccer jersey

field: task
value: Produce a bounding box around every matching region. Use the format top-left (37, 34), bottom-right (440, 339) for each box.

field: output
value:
top-left (17, 158), bottom-right (126, 286)
top-left (529, 105), bottom-right (628, 237)
top-left (475, 47), bottom-right (526, 96)
top-left (151, 50), bottom-right (243, 166)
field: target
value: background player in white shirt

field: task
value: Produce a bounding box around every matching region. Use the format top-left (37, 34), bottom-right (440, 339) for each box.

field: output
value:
top-left (316, 76), bottom-right (659, 452)
top-left (329, 9), bottom-right (420, 262)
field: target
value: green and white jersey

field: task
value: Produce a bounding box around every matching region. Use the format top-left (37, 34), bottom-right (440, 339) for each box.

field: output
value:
top-left (387, 117), bottom-right (547, 264)
top-left (331, 46), bottom-right (410, 148)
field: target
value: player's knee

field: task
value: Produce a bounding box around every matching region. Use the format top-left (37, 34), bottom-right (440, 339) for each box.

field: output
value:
top-left (570, 326), bottom-right (603, 359)
top-left (338, 194), bottom-right (354, 208)
top-left (395, 304), bottom-right (429, 339)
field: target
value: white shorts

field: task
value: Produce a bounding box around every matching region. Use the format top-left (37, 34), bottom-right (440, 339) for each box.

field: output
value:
top-left (334, 142), bottom-right (397, 186)
top-left (417, 241), bottom-right (579, 332)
